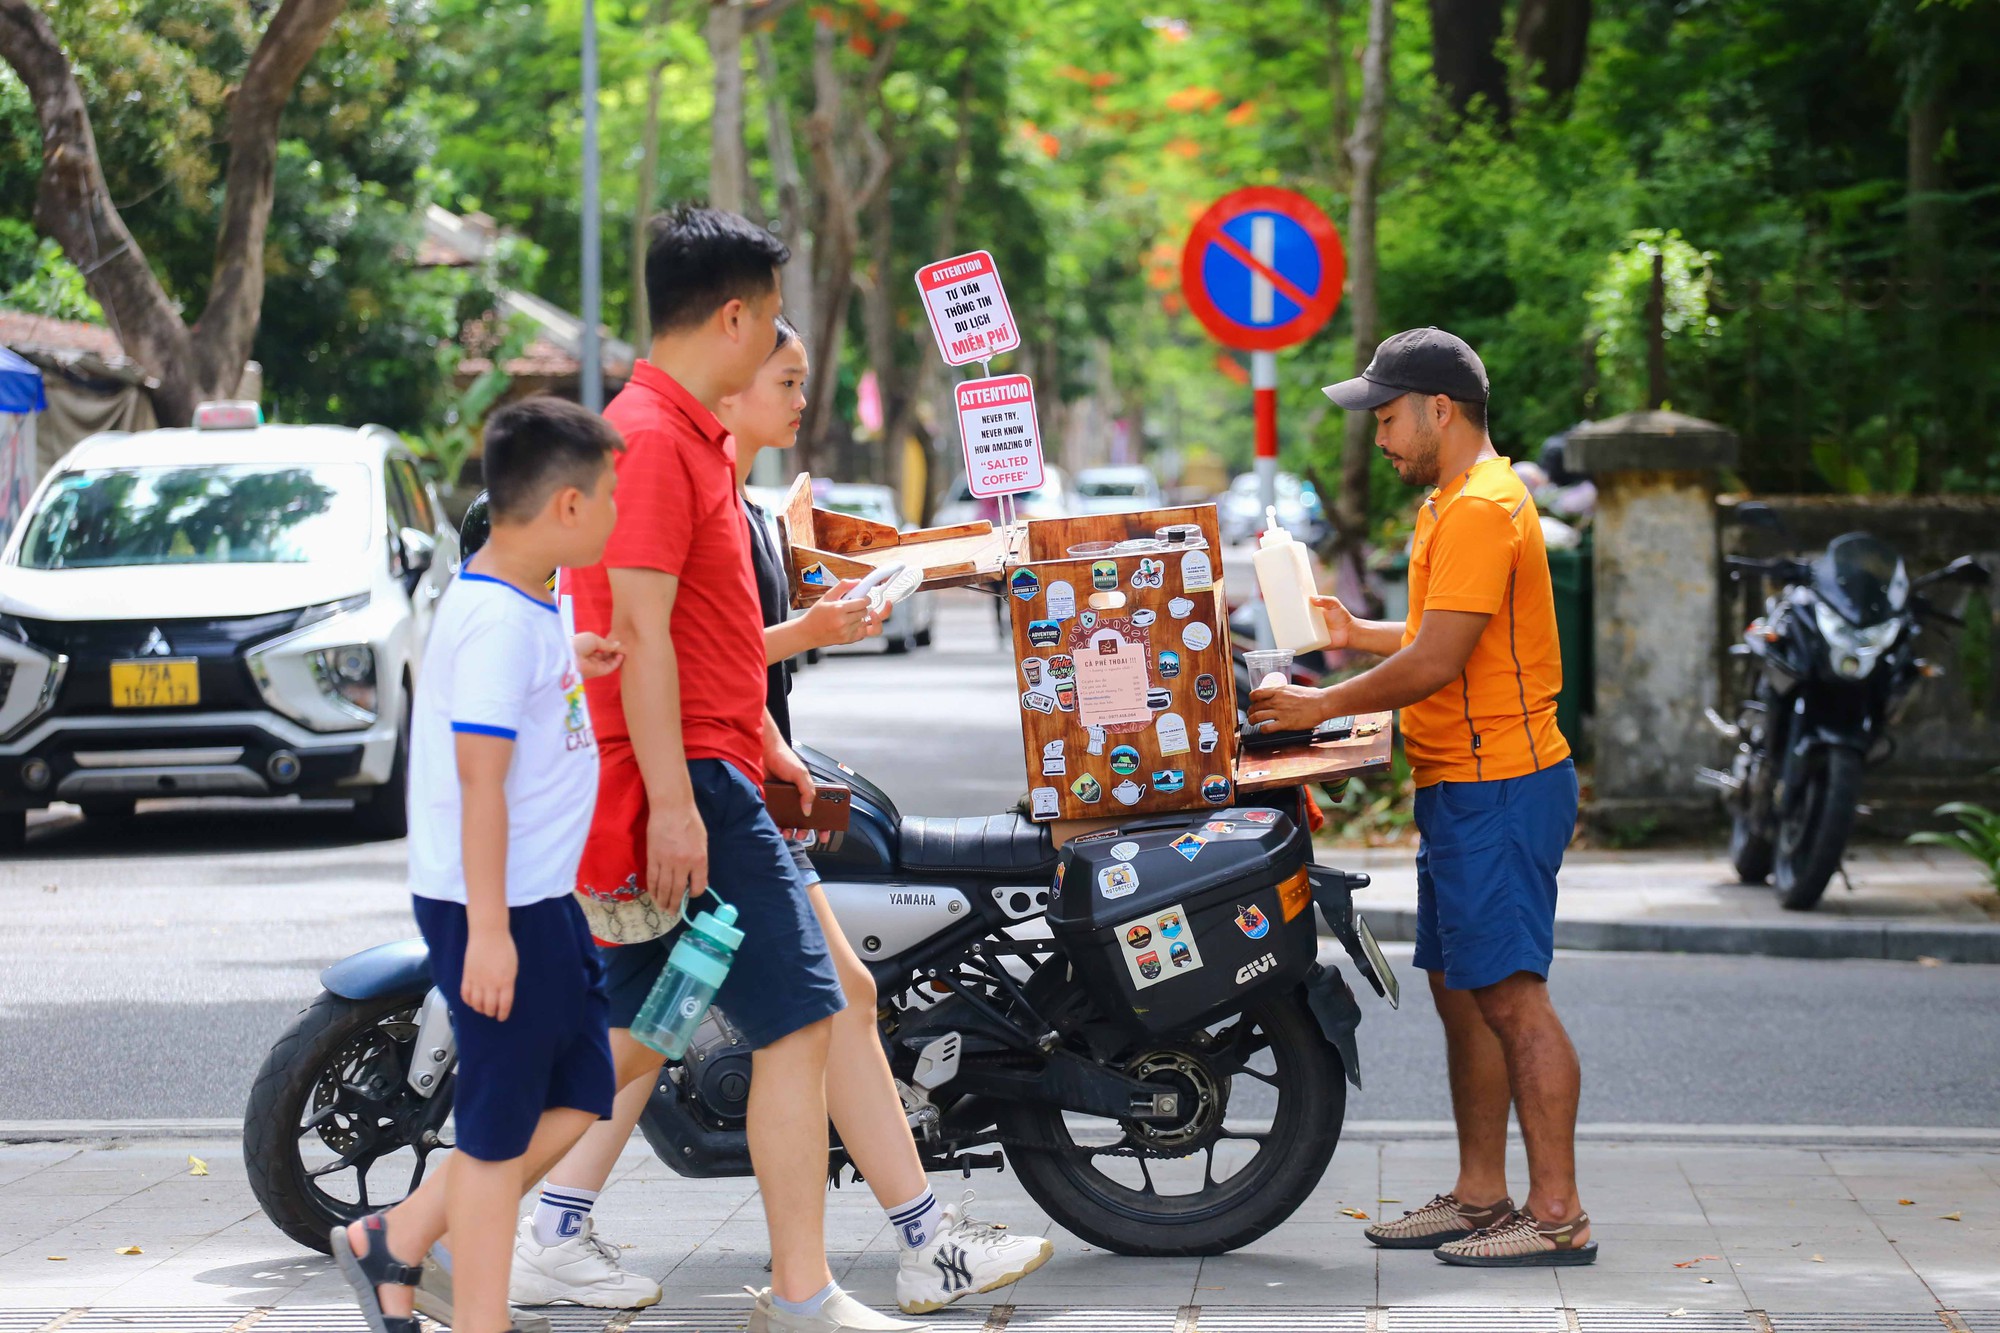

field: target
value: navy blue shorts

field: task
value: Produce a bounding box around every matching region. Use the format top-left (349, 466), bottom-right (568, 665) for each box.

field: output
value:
top-left (412, 894), bottom-right (615, 1162)
top-left (1412, 758), bottom-right (1578, 992)
top-left (601, 759), bottom-right (845, 1050)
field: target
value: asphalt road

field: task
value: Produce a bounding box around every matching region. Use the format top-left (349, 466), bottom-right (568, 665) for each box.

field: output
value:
top-left (3, 592), bottom-right (1997, 1127)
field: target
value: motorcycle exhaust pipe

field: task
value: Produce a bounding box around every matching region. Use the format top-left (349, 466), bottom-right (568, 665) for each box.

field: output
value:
top-left (1703, 708), bottom-right (1741, 740)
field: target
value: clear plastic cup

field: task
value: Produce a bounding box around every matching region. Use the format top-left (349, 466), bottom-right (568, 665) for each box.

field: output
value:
top-left (1243, 648), bottom-right (1295, 690)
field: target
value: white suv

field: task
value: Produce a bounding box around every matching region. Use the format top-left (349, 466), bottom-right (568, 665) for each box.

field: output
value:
top-left (0, 403), bottom-right (457, 847)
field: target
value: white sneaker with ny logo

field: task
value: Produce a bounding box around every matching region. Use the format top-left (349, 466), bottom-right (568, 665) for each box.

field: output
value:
top-left (894, 1193), bottom-right (1055, 1314)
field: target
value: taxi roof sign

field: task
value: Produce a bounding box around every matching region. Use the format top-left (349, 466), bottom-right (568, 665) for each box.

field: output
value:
top-left (192, 401), bottom-right (264, 430)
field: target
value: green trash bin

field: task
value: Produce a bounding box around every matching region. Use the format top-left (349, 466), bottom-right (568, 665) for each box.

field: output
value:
top-left (1545, 530), bottom-right (1593, 755)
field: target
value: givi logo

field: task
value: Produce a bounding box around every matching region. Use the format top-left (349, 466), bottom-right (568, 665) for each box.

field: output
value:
top-left (1234, 952), bottom-right (1277, 985)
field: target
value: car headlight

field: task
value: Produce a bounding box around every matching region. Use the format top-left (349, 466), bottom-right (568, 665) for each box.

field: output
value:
top-left (310, 644), bottom-right (377, 717)
top-left (1813, 602), bottom-right (1898, 679)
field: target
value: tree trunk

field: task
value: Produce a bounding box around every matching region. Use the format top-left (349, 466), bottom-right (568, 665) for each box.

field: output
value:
top-left (799, 13), bottom-right (895, 477)
top-left (0, 0), bottom-right (348, 424)
top-left (1513, 0), bottom-right (1590, 103)
top-left (1333, 0), bottom-right (1392, 615)
top-left (631, 0), bottom-right (676, 346)
top-left (755, 27), bottom-right (813, 347)
top-left (707, 1), bottom-right (751, 217)
top-left (1323, 0), bottom-right (1351, 189)
top-left (1904, 30), bottom-right (1948, 292)
top-left (1427, 0), bottom-right (1508, 123)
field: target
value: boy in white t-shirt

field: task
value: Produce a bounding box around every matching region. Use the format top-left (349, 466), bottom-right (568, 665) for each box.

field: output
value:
top-left (332, 397), bottom-right (626, 1333)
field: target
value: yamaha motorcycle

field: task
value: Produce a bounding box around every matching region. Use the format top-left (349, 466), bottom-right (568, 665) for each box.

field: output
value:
top-left (244, 750), bottom-right (1398, 1259)
top-left (1700, 503), bottom-right (1989, 910)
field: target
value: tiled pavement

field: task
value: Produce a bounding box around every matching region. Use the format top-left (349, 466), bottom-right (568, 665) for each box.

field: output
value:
top-left (2, 1131), bottom-right (1995, 1331)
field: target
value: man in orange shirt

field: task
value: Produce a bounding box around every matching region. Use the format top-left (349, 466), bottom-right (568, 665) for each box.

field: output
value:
top-left (1249, 328), bottom-right (1592, 1268)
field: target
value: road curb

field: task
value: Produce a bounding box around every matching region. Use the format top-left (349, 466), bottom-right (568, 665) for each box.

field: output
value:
top-left (1338, 909), bottom-right (2000, 963)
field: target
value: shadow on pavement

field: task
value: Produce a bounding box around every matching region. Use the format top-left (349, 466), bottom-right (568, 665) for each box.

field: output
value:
top-left (19, 800), bottom-right (388, 859)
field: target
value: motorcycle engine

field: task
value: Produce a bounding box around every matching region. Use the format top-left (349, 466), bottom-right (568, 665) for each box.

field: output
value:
top-left (680, 1025), bottom-right (752, 1126)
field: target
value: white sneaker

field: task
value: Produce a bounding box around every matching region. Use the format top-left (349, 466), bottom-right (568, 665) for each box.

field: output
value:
top-left (748, 1284), bottom-right (929, 1332)
top-left (509, 1213), bottom-right (663, 1309)
top-left (895, 1193), bottom-right (1054, 1314)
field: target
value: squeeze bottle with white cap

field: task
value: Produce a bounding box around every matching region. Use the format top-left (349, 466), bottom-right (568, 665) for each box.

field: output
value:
top-left (1252, 507), bottom-right (1332, 653)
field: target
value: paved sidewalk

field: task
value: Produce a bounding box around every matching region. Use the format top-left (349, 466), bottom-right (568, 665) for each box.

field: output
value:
top-left (1327, 843), bottom-right (2000, 962)
top-left (2, 1129), bottom-right (1995, 1330)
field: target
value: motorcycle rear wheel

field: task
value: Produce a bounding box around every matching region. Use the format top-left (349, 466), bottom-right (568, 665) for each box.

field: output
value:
top-left (244, 990), bottom-right (450, 1253)
top-left (1774, 746), bottom-right (1862, 912)
top-left (998, 969), bottom-right (1345, 1256)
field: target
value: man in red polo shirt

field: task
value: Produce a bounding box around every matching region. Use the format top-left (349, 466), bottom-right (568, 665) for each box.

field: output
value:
top-left (544, 207), bottom-right (913, 1333)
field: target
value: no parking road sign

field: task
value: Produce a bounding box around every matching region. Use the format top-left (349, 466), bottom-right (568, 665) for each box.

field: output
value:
top-left (1180, 187), bottom-right (1345, 352)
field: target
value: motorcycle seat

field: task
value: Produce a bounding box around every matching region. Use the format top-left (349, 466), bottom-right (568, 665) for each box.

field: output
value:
top-left (896, 814), bottom-right (1058, 878)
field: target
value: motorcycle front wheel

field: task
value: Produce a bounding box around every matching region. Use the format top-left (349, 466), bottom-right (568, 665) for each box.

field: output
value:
top-left (998, 967), bottom-right (1346, 1256)
top-left (243, 990), bottom-right (453, 1253)
top-left (1774, 746), bottom-right (1862, 911)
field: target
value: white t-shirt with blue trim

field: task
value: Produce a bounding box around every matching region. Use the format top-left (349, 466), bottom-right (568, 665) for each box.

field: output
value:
top-left (409, 572), bottom-right (599, 907)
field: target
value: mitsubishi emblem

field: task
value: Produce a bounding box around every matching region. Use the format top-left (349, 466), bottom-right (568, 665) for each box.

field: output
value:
top-left (139, 627), bottom-right (172, 657)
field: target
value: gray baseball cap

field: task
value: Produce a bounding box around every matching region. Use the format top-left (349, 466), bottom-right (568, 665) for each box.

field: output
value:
top-left (1322, 327), bottom-right (1489, 410)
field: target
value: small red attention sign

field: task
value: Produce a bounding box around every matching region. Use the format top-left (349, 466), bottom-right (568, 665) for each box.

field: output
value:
top-left (916, 250), bottom-right (1022, 366)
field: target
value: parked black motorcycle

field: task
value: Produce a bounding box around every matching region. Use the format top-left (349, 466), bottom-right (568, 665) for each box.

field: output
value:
top-left (1700, 504), bottom-right (1989, 910)
top-left (243, 747), bottom-right (1397, 1259)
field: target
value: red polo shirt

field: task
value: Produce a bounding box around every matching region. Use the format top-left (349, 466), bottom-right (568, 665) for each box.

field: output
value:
top-left (567, 360), bottom-right (767, 784)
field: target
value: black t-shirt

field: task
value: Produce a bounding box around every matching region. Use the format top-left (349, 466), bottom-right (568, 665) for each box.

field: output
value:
top-left (743, 496), bottom-right (794, 744)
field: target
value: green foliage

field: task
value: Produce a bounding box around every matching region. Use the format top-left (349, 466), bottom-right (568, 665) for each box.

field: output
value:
top-left (1317, 745), bottom-right (1415, 846)
top-left (405, 318), bottom-right (534, 492)
top-left (0, 220), bottom-right (102, 322)
top-left (1584, 229), bottom-right (1719, 416)
top-left (1908, 802), bottom-right (2000, 893)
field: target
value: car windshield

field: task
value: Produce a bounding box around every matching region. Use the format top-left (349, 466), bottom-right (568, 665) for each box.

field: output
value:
top-left (17, 463), bottom-right (373, 570)
top-left (1078, 477), bottom-right (1152, 498)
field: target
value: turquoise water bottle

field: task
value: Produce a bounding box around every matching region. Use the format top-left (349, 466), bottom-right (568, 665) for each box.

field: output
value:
top-left (630, 891), bottom-right (743, 1059)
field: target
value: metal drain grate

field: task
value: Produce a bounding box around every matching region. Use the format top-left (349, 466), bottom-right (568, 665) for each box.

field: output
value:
top-left (1577, 1313), bottom-right (1758, 1333)
top-left (62, 1314), bottom-right (244, 1332)
top-left (998, 1311), bottom-right (1181, 1332)
top-left (1192, 1310), bottom-right (1371, 1331)
top-left (1381, 1311), bottom-right (1571, 1333)
top-left (0, 1315), bottom-right (66, 1333)
top-left (1766, 1316), bottom-right (1958, 1333)
top-left (1954, 1314), bottom-right (2000, 1333)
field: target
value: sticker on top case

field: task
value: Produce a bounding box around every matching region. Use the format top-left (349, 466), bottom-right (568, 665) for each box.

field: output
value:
top-left (1152, 769), bottom-right (1186, 794)
top-left (1131, 558), bottom-right (1165, 590)
top-left (1110, 840), bottom-right (1139, 861)
top-left (1079, 610), bottom-right (1098, 630)
top-left (1011, 568), bottom-right (1041, 601)
top-left (1098, 862), bottom-right (1139, 899)
top-left (1156, 713), bottom-right (1191, 755)
top-left (1112, 778), bottom-right (1145, 806)
top-left (1029, 786), bottom-right (1060, 819)
top-left (1158, 650), bottom-right (1181, 678)
top-left (1182, 550), bottom-right (1214, 592)
top-left (1234, 903), bottom-right (1270, 939)
top-left (1201, 774), bottom-right (1231, 805)
top-left (1194, 673), bottom-right (1218, 704)
top-left (1022, 690), bottom-right (1055, 714)
top-left (1070, 772), bottom-right (1102, 803)
top-left (1182, 622), bottom-right (1214, 652)
top-left (1197, 721), bottom-right (1220, 753)
top-left (1109, 745), bottom-right (1140, 776)
top-left (1171, 832), bottom-right (1206, 861)
top-left (1131, 608), bottom-right (1157, 628)
top-left (1244, 808), bottom-right (1280, 824)
top-left (1028, 619), bottom-right (1062, 648)
top-left (1046, 580), bottom-right (1077, 622)
top-left (1168, 596), bottom-right (1195, 619)
top-left (1091, 560), bottom-right (1119, 591)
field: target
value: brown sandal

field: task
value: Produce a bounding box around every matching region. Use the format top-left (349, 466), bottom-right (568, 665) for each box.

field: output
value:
top-left (1435, 1208), bottom-right (1597, 1267)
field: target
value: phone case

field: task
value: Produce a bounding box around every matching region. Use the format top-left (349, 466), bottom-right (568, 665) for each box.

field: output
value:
top-left (764, 780), bottom-right (852, 834)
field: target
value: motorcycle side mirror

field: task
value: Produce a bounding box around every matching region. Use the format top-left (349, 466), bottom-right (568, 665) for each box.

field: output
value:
top-left (1915, 555), bottom-right (1991, 589)
top-left (1731, 501), bottom-right (1787, 535)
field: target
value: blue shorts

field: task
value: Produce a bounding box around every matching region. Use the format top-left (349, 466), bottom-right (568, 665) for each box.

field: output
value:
top-left (602, 759), bottom-right (845, 1050)
top-left (412, 893), bottom-right (615, 1162)
top-left (1412, 758), bottom-right (1578, 991)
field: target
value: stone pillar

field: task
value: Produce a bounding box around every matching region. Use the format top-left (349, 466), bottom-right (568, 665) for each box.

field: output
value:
top-left (1565, 411), bottom-right (1739, 833)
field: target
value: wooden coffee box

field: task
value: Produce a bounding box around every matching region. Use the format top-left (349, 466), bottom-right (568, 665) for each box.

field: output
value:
top-left (1005, 506), bottom-right (1240, 822)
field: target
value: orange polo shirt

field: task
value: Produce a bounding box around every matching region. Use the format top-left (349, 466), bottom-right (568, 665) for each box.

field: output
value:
top-left (1400, 456), bottom-right (1570, 788)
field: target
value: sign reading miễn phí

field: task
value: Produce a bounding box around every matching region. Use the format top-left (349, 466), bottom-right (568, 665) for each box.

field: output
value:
top-left (916, 250), bottom-right (1022, 366)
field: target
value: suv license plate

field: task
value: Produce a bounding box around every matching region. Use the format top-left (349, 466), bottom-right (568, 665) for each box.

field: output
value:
top-left (110, 659), bottom-right (200, 708)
